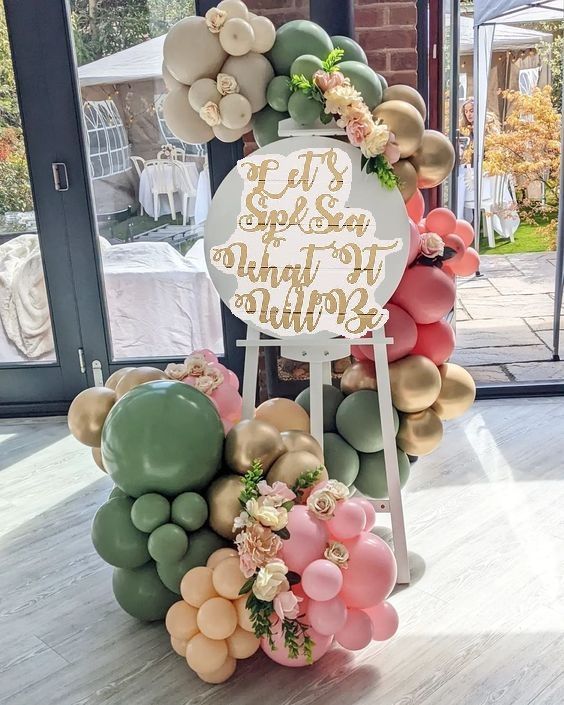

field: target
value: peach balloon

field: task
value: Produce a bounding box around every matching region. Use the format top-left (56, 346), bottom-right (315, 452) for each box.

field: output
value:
top-left (197, 597), bottom-right (238, 640)
top-left (455, 218), bottom-right (475, 247)
top-left (212, 556), bottom-right (248, 600)
top-left (391, 265), bottom-right (456, 325)
top-left (186, 633), bottom-right (228, 673)
top-left (412, 319), bottom-right (456, 366)
top-left (165, 601), bottom-right (199, 641)
top-left (207, 547), bottom-right (239, 570)
top-left (196, 656), bottom-right (237, 684)
top-left (442, 233), bottom-right (466, 264)
top-left (255, 397), bottom-right (310, 433)
top-left (180, 566), bottom-right (217, 608)
top-left (170, 635), bottom-right (188, 656)
top-left (227, 626), bottom-right (261, 659)
top-left (234, 595), bottom-right (254, 632)
top-left (406, 189), bottom-right (424, 223)
top-left (115, 366), bottom-right (168, 399)
top-left (449, 247), bottom-right (480, 277)
top-left (425, 207), bottom-right (457, 237)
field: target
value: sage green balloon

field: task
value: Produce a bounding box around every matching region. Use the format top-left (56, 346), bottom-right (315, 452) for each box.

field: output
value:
top-left (355, 447), bottom-right (411, 499)
top-left (112, 563), bottom-right (177, 621)
top-left (156, 528), bottom-right (226, 594)
top-left (131, 493), bottom-right (170, 533)
top-left (323, 432), bottom-right (360, 487)
top-left (253, 106), bottom-right (289, 147)
top-left (376, 73), bottom-right (389, 92)
top-left (288, 91), bottom-right (321, 127)
top-left (148, 524), bottom-right (189, 563)
top-left (91, 497), bottom-right (150, 569)
top-left (290, 54), bottom-right (323, 79)
top-left (339, 61), bottom-right (383, 109)
top-left (331, 35), bottom-right (367, 64)
top-left (336, 390), bottom-right (399, 453)
top-left (102, 380), bottom-right (223, 498)
top-left (267, 76), bottom-right (292, 112)
top-left (171, 492), bottom-right (208, 532)
top-left (268, 20), bottom-right (333, 75)
top-left (295, 384), bottom-right (344, 432)
top-left (109, 486), bottom-right (127, 500)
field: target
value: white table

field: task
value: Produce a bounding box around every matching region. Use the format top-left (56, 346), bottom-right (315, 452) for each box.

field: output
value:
top-left (138, 161), bottom-right (204, 220)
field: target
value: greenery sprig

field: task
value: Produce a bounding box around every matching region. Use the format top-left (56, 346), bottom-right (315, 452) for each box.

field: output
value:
top-left (361, 154), bottom-right (400, 191)
top-left (322, 47), bottom-right (345, 72)
top-left (239, 459), bottom-right (264, 507)
top-left (292, 467), bottom-right (323, 501)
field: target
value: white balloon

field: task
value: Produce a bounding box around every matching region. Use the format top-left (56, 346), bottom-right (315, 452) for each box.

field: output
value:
top-left (164, 16), bottom-right (226, 85)
top-left (217, 0), bottom-right (249, 20)
top-left (219, 94), bottom-right (252, 130)
top-left (219, 18), bottom-right (255, 56)
top-left (250, 16), bottom-right (276, 54)
top-left (162, 62), bottom-right (184, 91)
top-left (189, 78), bottom-right (221, 112)
top-left (221, 53), bottom-right (274, 113)
top-left (213, 121), bottom-right (252, 143)
top-left (163, 87), bottom-right (214, 145)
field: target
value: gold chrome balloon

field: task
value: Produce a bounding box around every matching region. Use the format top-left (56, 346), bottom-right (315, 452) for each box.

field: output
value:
top-left (432, 363), bottom-right (476, 421)
top-left (104, 367), bottom-right (135, 391)
top-left (266, 450), bottom-right (328, 487)
top-left (224, 419), bottom-right (285, 475)
top-left (67, 387), bottom-right (116, 447)
top-left (208, 475), bottom-right (244, 539)
top-left (340, 360), bottom-right (377, 396)
top-left (280, 431), bottom-right (324, 463)
top-left (91, 446), bottom-right (106, 472)
top-left (392, 159), bottom-right (418, 202)
top-left (372, 100), bottom-right (425, 159)
top-left (389, 355), bottom-right (442, 413)
top-left (255, 397), bottom-right (310, 433)
top-left (409, 130), bottom-right (456, 189)
top-left (396, 408), bottom-right (444, 456)
top-left (383, 85), bottom-right (427, 120)
top-left (115, 366), bottom-right (168, 399)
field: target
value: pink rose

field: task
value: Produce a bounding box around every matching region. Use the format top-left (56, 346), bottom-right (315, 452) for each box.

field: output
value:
top-left (384, 132), bottom-right (401, 164)
top-left (273, 590), bottom-right (301, 621)
top-left (235, 523), bottom-right (284, 578)
top-left (346, 116), bottom-right (372, 146)
top-left (257, 480), bottom-right (296, 504)
top-left (313, 70), bottom-right (345, 93)
top-left (421, 232), bottom-right (445, 258)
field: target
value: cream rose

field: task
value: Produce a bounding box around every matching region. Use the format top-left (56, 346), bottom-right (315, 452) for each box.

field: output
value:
top-left (165, 362), bottom-right (188, 380)
top-left (199, 101), bottom-right (221, 127)
top-left (217, 73), bottom-right (239, 96)
top-left (360, 123), bottom-right (390, 158)
top-left (205, 7), bottom-right (227, 33)
top-left (324, 82), bottom-right (361, 116)
top-left (252, 560), bottom-right (289, 602)
top-left (307, 489), bottom-right (337, 520)
top-left (323, 479), bottom-right (350, 501)
top-left (246, 498), bottom-right (288, 531)
top-left (324, 541), bottom-right (349, 566)
top-left (194, 375), bottom-right (215, 394)
top-left (421, 232), bottom-right (445, 258)
top-left (184, 355), bottom-right (207, 376)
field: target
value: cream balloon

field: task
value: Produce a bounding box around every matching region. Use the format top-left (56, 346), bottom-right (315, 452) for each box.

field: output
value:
top-left (213, 121), bottom-right (252, 143)
top-left (163, 16), bottom-right (226, 85)
top-left (162, 62), bottom-right (183, 91)
top-left (250, 16), bottom-right (276, 53)
top-left (104, 366), bottom-right (135, 391)
top-left (114, 366), bottom-right (168, 399)
top-left (255, 397), bottom-right (310, 433)
top-left (67, 387), bottom-right (116, 447)
top-left (280, 430), bottom-right (324, 462)
top-left (221, 53), bottom-right (274, 112)
top-left (188, 78), bottom-right (221, 112)
top-left (218, 0), bottom-right (249, 20)
top-left (163, 88), bottom-right (214, 145)
top-left (219, 18), bottom-right (255, 56)
top-left (219, 94), bottom-right (252, 129)
top-left (91, 447), bottom-right (106, 472)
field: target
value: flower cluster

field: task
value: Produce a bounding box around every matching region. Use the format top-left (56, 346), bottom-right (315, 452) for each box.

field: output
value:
top-left (414, 232), bottom-right (457, 269)
top-left (159, 143), bottom-right (175, 157)
top-left (307, 479), bottom-right (350, 520)
top-left (164, 352), bottom-right (223, 394)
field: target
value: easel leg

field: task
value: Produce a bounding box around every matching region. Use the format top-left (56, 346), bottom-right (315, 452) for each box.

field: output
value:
top-left (241, 327), bottom-right (260, 420)
top-left (322, 361), bottom-right (332, 386)
top-left (372, 331), bottom-right (410, 585)
top-left (309, 361), bottom-right (325, 453)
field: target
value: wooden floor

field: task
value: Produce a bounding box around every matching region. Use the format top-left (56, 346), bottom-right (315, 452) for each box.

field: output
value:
top-left (1, 399), bottom-right (564, 705)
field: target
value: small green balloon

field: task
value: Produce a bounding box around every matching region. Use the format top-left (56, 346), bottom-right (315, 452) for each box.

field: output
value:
top-left (288, 91), bottom-right (321, 127)
top-left (336, 390), bottom-right (399, 454)
top-left (339, 60), bottom-right (383, 109)
top-left (171, 492), bottom-right (208, 532)
top-left (290, 54), bottom-right (323, 79)
top-left (376, 73), bottom-right (389, 91)
top-left (131, 493), bottom-right (171, 533)
top-left (112, 563), bottom-right (177, 621)
top-left (92, 497), bottom-right (150, 569)
top-left (109, 486), bottom-right (127, 499)
top-left (148, 524), bottom-right (189, 563)
top-left (268, 19), bottom-right (333, 75)
top-left (253, 106), bottom-right (289, 147)
top-left (156, 528), bottom-right (226, 594)
top-left (267, 75), bottom-right (292, 112)
top-left (355, 447), bottom-right (411, 499)
top-left (323, 432), bottom-right (360, 486)
top-left (295, 384), bottom-right (344, 433)
top-left (331, 35), bottom-right (368, 64)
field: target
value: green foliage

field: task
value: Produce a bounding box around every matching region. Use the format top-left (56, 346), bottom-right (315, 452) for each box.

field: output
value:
top-left (246, 592), bottom-right (276, 650)
top-left (239, 460), bottom-right (264, 507)
top-left (0, 131), bottom-right (33, 215)
top-left (322, 47), bottom-right (345, 73)
top-left (283, 617), bottom-right (314, 663)
top-left (362, 154), bottom-right (400, 191)
top-left (292, 467), bottom-right (322, 501)
top-left (0, 7), bottom-right (19, 128)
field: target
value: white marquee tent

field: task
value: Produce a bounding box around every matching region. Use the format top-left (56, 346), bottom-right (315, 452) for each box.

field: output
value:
top-left (474, 0), bottom-right (564, 360)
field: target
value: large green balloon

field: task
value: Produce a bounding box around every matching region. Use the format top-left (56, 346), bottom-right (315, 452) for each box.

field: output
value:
top-left (109, 486), bottom-right (127, 500)
top-left (253, 106), bottom-right (289, 147)
top-left (355, 447), bottom-right (411, 499)
top-left (331, 35), bottom-right (367, 64)
top-left (323, 432), bottom-right (360, 486)
top-left (131, 493), bottom-right (170, 533)
top-left (376, 73), bottom-right (389, 92)
top-left (112, 563), bottom-right (177, 621)
top-left (336, 390), bottom-right (399, 453)
top-left (290, 54), bottom-right (323, 79)
top-left (91, 497), bottom-right (150, 569)
top-left (295, 384), bottom-right (344, 432)
top-left (268, 20), bottom-right (333, 76)
top-left (171, 492), bottom-right (208, 532)
top-left (156, 528), bottom-right (226, 594)
top-left (339, 61), bottom-right (383, 109)
top-left (288, 91), bottom-right (321, 127)
top-left (267, 76), bottom-right (292, 112)
top-left (148, 524), bottom-right (189, 563)
top-left (102, 381), bottom-right (223, 498)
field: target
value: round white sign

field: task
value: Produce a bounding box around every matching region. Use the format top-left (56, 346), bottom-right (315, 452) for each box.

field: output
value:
top-left (205, 136), bottom-right (410, 339)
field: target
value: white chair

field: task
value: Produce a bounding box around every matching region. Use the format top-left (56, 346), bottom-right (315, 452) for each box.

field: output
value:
top-left (130, 157), bottom-right (146, 214)
top-left (144, 159), bottom-right (177, 221)
top-left (172, 161), bottom-right (198, 226)
top-left (157, 146), bottom-right (186, 162)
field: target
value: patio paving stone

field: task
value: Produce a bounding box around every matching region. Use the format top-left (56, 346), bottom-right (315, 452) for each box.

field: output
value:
top-left (505, 361), bottom-right (564, 382)
top-left (451, 344), bottom-right (551, 367)
top-left (488, 276), bottom-right (555, 295)
top-left (455, 318), bottom-right (540, 348)
top-left (459, 293), bottom-right (555, 319)
top-left (463, 365), bottom-right (512, 384)
top-left (523, 315), bottom-right (564, 332)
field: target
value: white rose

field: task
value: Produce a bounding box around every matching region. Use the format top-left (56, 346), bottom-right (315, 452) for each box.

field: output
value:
top-left (199, 101), bottom-right (221, 127)
top-left (194, 375), bottom-right (215, 394)
top-left (205, 7), bottom-right (227, 33)
top-left (421, 232), bottom-right (445, 258)
top-left (165, 362), bottom-right (188, 380)
top-left (256, 503), bottom-right (288, 531)
top-left (252, 560), bottom-right (289, 602)
top-left (307, 489), bottom-right (337, 521)
top-left (324, 541), bottom-right (349, 566)
top-left (184, 355), bottom-right (207, 376)
top-left (324, 479), bottom-right (350, 501)
top-left (360, 123), bottom-right (390, 158)
top-left (217, 73), bottom-right (239, 96)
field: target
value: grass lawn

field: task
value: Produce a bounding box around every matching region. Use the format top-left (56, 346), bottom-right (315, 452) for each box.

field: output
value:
top-left (479, 217), bottom-right (555, 255)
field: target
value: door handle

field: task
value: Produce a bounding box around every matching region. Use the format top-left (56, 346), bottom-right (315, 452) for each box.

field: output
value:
top-left (52, 162), bottom-right (69, 192)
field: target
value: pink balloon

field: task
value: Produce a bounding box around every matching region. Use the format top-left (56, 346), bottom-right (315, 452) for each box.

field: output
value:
top-left (327, 501), bottom-right (366, 540)
top-left (335, 609), bottom-right (373, 651)
top-left (210, 383), bottom-right (242, 423)
top-left (442, 233), bottom-right (466, 263)
top-left (261, 623), bottom-right (333, 666)
top-left (302, 559), bottom-right (343, 602)
top-left (226, 369), bottom-right (240, 390)
top-left (308, 596), bottom-right (347, 636)
top-left (355, 304), bottom-right (417, 363)
top-left (340, 532), bottom-right (397, 609)
top-left (192, 348), bottom-right (218, 363)
top-left (425, 207), bottom-right (457, 237)
top-left (350, 335), bottom-right (370, 361)
top-left (281, 505), bottom-right (328, 574)
top-left (391, 265), bottom-right (456, 325)
top-left (418, 218), bottom-right (428, 233)
top-left (449, 247), bottom-right (480, 277)
top-left (364, 601), bottom-right (399, 641)
top-left (349, 497), bottom-right (376, 532)
top-left (412, 319), bottom-right (455, 366)
top-left (455, 218), bottom-right (475, 247)
top-left (406, 189), bottom-right (425, 223)
top-left (407, 219), bottom-right (421, 265)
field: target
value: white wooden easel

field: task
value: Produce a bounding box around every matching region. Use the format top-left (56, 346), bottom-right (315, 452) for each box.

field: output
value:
top-left (237, 325), bottom-right (410, 585)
